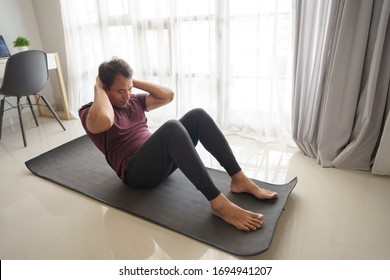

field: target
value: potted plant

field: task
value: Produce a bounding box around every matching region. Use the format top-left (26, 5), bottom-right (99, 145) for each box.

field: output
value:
top-left (13, 36), bottom-right (30, 51)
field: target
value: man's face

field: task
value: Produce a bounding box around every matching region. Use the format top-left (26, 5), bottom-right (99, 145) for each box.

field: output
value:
top-left (108, 75), bottom-right (133, 108)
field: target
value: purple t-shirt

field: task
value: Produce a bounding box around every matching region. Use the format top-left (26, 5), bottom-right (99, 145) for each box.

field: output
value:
top-left (79, 93), bottom-right (151, 182)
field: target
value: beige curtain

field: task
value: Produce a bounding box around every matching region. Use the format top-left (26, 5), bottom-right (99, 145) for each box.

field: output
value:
top-left (292, 0), bottom-right (390, 174)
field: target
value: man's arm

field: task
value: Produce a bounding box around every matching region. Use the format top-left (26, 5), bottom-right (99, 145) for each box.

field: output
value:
top-left (85, 77), bottom-right (115, 134)
top-left (133, 79), bottom-right (174, 111)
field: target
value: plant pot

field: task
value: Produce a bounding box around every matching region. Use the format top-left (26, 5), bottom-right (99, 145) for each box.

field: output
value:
top-left (18, 46), bottom-right (28, 52)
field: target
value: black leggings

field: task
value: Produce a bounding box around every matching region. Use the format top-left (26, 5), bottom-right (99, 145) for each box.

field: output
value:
top-left (124, 108), bottom-right (241, 201)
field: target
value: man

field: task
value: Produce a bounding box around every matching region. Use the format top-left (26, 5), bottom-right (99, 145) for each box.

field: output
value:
top-left (79, 57), bottom-right (277, 231)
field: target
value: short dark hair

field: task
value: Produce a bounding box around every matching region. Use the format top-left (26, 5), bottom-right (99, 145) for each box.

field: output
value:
top-left (98, 57), bottom-right (133, 90)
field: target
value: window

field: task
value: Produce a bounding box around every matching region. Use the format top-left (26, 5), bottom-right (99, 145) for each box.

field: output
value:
top-left (61, 0), bottom-right (293, 140)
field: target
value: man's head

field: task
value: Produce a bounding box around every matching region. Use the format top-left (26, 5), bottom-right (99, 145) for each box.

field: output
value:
top-left (98, 57), bottom-right (134, 108)
top-left (98, 57), bottom-right (133, 91)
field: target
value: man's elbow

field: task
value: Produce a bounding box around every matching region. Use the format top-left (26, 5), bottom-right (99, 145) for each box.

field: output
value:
top-left (161, 89), bottom-right (174, 105)
top-left (86, 113), bottom-right (114, 134)
top-left (167, 90), bottom-right (175, 103)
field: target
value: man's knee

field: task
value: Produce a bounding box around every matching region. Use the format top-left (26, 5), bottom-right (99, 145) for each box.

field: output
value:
top-left (188, 108), bottom-right (208, 118)
top-left (162, 119), bottom-right (187, 137)
top-left (163, 119), bottom-right (183, 130)
top-left (183, 108), bottom-right (214, 125)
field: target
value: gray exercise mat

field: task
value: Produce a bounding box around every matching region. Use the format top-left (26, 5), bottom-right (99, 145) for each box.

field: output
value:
top-left (25, 135), bottom-right (297, 256)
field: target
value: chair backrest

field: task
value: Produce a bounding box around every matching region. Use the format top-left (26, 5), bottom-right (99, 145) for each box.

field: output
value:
top-left (0, 50), bottom-right (48, 97)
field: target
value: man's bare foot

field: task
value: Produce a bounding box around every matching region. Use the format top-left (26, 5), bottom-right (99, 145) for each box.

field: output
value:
top-left (210, 193), bottom-right (263, 231)
top-left (230, 171), bottom-right (277, 200)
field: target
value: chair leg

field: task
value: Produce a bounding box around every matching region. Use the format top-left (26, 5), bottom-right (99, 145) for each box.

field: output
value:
top-left (17, 97), bottom-right (27, 147)
top-left (0, 98), bottom-right (4, 140)
top-left (27, 96), bottom-right (39, 127)
top-left (40, 95), bottom-right (66, 131)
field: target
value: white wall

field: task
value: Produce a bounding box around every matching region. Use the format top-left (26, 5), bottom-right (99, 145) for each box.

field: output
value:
top-left (0, 0), bottom-right (43, 55)
top-left (0, 0), bottom-right (68, 127)
top-left (32, 0), bottom-right (68, 84)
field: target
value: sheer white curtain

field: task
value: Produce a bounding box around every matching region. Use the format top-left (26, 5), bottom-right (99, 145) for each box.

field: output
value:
top-left (293, 0), bottom-right (390, 174)
top-left (60, 0), bottom-right (293, 141)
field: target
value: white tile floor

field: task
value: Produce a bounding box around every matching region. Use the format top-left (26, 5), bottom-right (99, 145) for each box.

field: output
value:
top-left (1, 116), bottom-right (389, 260)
